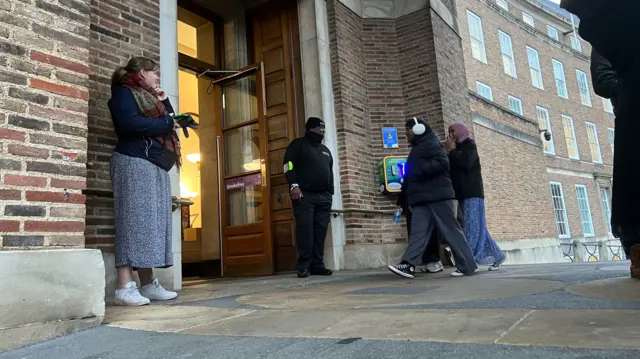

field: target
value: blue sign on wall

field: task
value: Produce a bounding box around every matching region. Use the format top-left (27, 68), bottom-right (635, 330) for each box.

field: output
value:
top-left (382, 127), bottom-right (398, 149)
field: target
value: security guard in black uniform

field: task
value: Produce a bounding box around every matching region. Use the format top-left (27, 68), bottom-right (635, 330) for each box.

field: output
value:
top-left (283, 117), bottom-right (334, 278)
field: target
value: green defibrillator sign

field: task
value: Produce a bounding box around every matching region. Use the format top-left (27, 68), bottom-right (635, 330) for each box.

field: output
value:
top-left (378, 156), bottom-right (407, 194)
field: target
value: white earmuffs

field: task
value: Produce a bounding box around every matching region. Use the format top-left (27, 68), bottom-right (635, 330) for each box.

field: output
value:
top-left (412, 117), bottom-right (426, 135)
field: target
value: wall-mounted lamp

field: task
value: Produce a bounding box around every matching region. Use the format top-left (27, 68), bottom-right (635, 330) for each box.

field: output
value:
top-left (539, 129), bottom-right (552, 142)
top-left (186, 153), bottom-right (201, 164)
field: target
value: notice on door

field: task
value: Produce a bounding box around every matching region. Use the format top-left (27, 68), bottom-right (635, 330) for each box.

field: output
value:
top-left (225, 173), bottom-right (262, 191)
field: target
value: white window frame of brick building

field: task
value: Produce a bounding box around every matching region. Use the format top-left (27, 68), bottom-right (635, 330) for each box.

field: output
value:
top-left (537, 106), bottom-right (555, 155)
top-left (552, 59), bottom-right (568, 99)
top-left (575, 184), bottom-right (595, 237)
top-left (550, 182), bottom-right (571, 238)
top-left (508, 95), bottom-right (523, 115)
top-left (499, 31), bottom-right (517, 78)
top-left (476, 81), bottom-right (493, 101)
top-left (496, 0), bottom-right (508, 11)
top-left (467, 11), bottom-right (487, 64)
top-left (526, 46), bottom-right (544, 90)
top-left (585, 122), bottom-right (603, 164)
top-left (571, 35), bottom-right (582, 52)
top-left (562, 115), bottom-right (580, 160)
top-left (602, 98), bottom-right (614, 114)
top-left (600, 188), bottom-right (612, 234)
top-left (608, 128), bottom-right (615, 155)
top-left (523, 12), bottom-right (535, 27)
top-left (547, 25), bottom-right (559, 41)
top-left (576, 70), bottom-right (592, 107)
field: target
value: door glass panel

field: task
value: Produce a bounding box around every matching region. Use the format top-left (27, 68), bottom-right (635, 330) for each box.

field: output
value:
top-left (223, 123), bottom-right (261, 176)
top-left (225, 173), bottom-right (263, 226)
top-left (222, 75), bottom-right (258, 128)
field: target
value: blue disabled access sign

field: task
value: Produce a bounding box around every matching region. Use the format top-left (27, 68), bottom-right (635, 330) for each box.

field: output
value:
top-left (382, 127), bottom-right (398, 149)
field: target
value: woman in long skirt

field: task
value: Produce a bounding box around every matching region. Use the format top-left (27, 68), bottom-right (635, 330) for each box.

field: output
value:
top-left (444, 123), bottom-right (506, 271)
top-left (108, 57), bottom-right (182, 306)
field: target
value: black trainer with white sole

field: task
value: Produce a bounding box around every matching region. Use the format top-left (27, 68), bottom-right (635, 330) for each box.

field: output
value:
top-left (388, 263), bottom-right (416, 279)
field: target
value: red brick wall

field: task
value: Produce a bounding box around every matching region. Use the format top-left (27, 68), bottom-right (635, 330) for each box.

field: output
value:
top-left (84, 0), bottom-right (161, 253)
top-left (328, 1), bottom-right (470, 246)
top-left (0, 0), bottom-right (90, 249)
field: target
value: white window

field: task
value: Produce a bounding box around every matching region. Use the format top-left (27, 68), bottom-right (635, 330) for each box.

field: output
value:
top-left (562, 115), bottom-right (579, 160)
top-left (523, 12), bottom-right (535, 27)
top-left (526, 46), bottom-right (544, 90)
top-left (576, 70), bottom-right (592, 106)
top-left (608, 128), bottom-right (615, 155)
top-left (552, 59), bottom-right (568, 99)
top-left (476, 81), bottom-right (493, 101)
top-left (575, 185), bottom-right (595, 237)
top-left (537, 106), bottom-right (555, 155)
top-left (496, 0), bottom-right (508, 11)
top-left (508, 95), bottom-right (523, 115)
top-left (571, 36), bottom-right (582, 52)
top-left (602, 98), bottom-right (614, 114)
top-left (550, 182), bottom-right (570, 238)
top-left (600, 188), bottom-right (612, 233)
top-left (467, 11), bottom-right (487, 63)
top-left (585, 122), bottom-right (602, 163)
top-left (547, 25), bottom-right (559, 41)
top-left (499, 31), bottom-right (517, 78)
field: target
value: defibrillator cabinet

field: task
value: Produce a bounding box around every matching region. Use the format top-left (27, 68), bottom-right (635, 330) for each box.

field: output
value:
top-left (378, 156), bottom-right (408, 194)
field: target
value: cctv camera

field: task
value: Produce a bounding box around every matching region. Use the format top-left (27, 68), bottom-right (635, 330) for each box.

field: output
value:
top-left (543, 131), bottom-right (552, 142)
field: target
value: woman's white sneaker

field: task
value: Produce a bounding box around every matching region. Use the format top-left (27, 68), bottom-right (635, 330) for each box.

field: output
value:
top-left (140, 278), bottom-right (178, 301)
top-left (114, 282), bottom-right (150, 306)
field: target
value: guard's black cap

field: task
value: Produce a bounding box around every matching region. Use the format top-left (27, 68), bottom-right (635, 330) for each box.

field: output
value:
top-left (306, 117), bottom-right (325, 130)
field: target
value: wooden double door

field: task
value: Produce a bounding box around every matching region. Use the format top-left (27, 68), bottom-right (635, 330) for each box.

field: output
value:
top-left (216, 0), bottom-right (304, 276)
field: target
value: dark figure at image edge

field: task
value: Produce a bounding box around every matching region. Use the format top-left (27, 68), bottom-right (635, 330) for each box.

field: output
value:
top-left (388, 118), bottom-right (478, 279)
top-left (283, 117), bottom-right (334, 278)
top-left (560, 0), bottom-right (640, 278)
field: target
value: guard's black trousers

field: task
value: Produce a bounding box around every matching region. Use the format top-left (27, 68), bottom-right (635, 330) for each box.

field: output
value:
top-left (293, 191), bottom-right (333, 271)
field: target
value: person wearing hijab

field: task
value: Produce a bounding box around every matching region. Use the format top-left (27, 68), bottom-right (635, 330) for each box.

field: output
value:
top-left (444, 123), bottom-right (505, 270)
top-left (283, 117), bottom-right (334, 278)
top-left (388, 118), bottom-right (478, 279)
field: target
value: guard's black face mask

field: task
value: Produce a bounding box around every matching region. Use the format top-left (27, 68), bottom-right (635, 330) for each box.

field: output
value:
top-left (306, 128), bottom-right (324, 143)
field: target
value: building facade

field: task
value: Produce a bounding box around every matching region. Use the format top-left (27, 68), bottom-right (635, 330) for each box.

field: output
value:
top-left (457, 0), bottom-right (619, 263)
top-left (0, 0), bottom-right (622, 344)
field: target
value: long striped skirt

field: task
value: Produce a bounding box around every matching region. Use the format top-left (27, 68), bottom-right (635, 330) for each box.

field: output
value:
top-left (111, 152), bottom-right (173, 269)
top-left (460, 197), bottom-right (505, 265)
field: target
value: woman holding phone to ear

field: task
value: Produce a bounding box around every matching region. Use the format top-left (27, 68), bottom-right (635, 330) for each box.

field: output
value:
top-left (108, 57), bottom-right (182, 306)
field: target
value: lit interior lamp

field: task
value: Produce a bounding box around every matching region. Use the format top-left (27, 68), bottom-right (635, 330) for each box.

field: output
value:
top-left (179, 182), bottom-right (198, 199)
top-left (243, 159), bottom-right (261, 171)
top-left (186, 153), bottom-right (201, 164)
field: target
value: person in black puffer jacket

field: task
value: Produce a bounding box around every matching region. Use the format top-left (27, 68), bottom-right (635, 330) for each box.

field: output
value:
top-left (388, 118), bottom-right (478, 279)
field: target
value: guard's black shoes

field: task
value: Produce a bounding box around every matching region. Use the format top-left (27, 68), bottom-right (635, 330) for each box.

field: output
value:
top-left (311, 268), bottom-right (333, 276)
top-left (297, 270), bottom-right (310, 278)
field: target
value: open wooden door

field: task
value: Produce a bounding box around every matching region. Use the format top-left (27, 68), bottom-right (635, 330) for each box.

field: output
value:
top-left (213, 64), bottom-right (273, 277)
top-left (250, 0), bottom-right (305, 272)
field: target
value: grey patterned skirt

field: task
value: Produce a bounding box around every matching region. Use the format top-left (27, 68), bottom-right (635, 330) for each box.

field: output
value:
top-left (110, 152), bottom-right (173, 269)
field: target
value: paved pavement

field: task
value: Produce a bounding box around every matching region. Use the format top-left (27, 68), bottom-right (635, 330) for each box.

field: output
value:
top-left (2, 262), bottom-right (639, 358)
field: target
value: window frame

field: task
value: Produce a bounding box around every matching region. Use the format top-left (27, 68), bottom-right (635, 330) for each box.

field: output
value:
top-left (508, 95), bottom-right (523, 115)
top-left (523, 12), bottom-right (535, 27)
top-left (537, 106), bottom-right (555, 155)
top-left (600, 188), bottom-right (612, 234)
top-left (550, 181), bottom-right (571, 239)
top-left (607, 128), bottom-right (615, 156)
top-left (576, 70), bottom-right (593, 107)
top-left (575, 184), bottom-right (595, 238)
top-left (585, 122), bottom-right (603, 164)
top-left (499, 30), bottom-right (517, 78)
top-left (552, 59), bottom-right (568, 99)
top-left (467, 10), bottom-right (487, 64)
top-left (496, 0), bottom-right (508, 10)
top-left (177, 2), bottom-right (225, 72)
top-left (571, 35), bottom-right (582, 52)
top-left (547, 25), bottom-right (559, 41)
top-left (562, 115), bottom-right (579, 160)
top-left (476, 81), bottom-right (493, 101)
top-left (526, 46), bottom-right (544, 90)
top-left (602, 98), bottom-right (614, 114)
